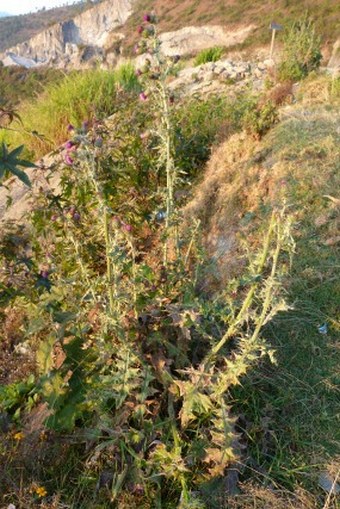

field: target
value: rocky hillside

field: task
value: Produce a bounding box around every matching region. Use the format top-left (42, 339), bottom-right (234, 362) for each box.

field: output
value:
top-left (1, 0), bottom-right (134, 68)
top-left (0, 0), bottom-right (339, 69)
top-left (0, 1), bottom-right (94, 52)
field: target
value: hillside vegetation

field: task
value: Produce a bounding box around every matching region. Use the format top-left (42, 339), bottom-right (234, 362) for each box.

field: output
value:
top-left (0, 12), bottom-right (339, 509)
top-left (0, 66), bottom-right (64, 107)
top-left (0, 0), bottom-right (339, 57)
top-left (124, 0), bottom-right (339, 54)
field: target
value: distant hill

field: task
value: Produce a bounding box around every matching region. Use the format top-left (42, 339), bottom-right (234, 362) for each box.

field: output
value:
top-left (124, 0), bottom-right (340, 51)
top-left (0, 2), bottom-right (99, 52)
top-left (0, 12), bottom-right (9, 18)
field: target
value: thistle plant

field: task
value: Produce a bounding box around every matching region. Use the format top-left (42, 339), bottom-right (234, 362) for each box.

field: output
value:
top-left (0, 17), bottom-right (296, 507)
top-left (135, 13), bottom-right (182, 265)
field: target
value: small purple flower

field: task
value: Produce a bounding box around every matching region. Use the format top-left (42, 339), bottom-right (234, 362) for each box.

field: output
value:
top-left (143, 14), bottom-right (151, 22)
top-left (65, 140), bottom-right (74, 150)
top-left (73, 212), bottom-right (81, 221)
top-left (67, 124), bottom-right (74, 132)
top-left (122, 223), bottom-right (132, 232)
top-left (40, 270), bottom-right (49, 279)
top-left (51, 214), bottom-right (58, 222)
top-left (134, 44), bottom-right (140, 54)
top-left (139, 92), bottom-right (148, 102)
top-left (65, 154), bottom-right (74, 166)
top-left (137, 25), bottom-right (143, 34)
top-left (135, 68), bottom-right (142, 77)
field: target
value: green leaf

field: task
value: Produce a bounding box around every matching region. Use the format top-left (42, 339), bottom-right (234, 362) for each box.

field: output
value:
top-left (5, 162), bottom-right (32, 187)
top-left (0, 143), bottom-right (35, 187)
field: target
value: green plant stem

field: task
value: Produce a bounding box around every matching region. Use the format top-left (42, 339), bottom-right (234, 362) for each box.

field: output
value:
top-left (104, 207), bottom-right (114, 316)
top-left (67, 231), bottom-right (97, 302)
top-left (203, 211), bottom-right (277, 366)
top-left (247, 218), bottom-right (283, 348)
top-left (158, 81), bottom-right (178, 266)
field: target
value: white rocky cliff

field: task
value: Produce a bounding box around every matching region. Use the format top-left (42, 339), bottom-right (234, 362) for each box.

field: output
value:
top-left (1, 0), bottom-right (135, 68)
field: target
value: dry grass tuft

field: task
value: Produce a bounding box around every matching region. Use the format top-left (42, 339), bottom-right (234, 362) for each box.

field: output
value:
top-left (225, 483), bottom-right (321, 509)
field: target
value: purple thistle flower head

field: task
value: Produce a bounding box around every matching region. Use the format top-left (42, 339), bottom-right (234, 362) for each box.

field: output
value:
top-left (65, 140), bottom-right (74, 150)
top-left (73, 212), bottom-right (81, 221)
top-left (40, 270), bottom-right (49, 279)
top-left (137, 25), bottom-right (143, 34)
top-left (67, 123), bottom-right (74, 132)
top-left (65, 154), bottom-right (74, 166)
top-left (51, 214), bottom-right (59, 222)
top-left (139, 91), bottom-right (148, 102)
top-left (143, 14), bottom-right (151, 22)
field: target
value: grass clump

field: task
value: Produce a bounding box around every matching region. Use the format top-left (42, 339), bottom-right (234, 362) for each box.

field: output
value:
top-left (194, 46), bottom-right (223, 66)
top-left (278, 15), bottom-right (322, 82)
top-left (1, 64), bottom-right (140, 158)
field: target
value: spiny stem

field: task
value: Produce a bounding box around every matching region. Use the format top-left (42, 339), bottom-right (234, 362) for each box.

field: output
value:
top-left (104, 207), bottom-right (114, 316)
top-left (203, 211), bottom-right (277, 366)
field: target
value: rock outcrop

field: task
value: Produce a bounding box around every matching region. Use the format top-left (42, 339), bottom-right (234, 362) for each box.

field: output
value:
top-left (1, 0), bottom-right (135, 68)
top-left (159, 25), bottom-right (255, 57)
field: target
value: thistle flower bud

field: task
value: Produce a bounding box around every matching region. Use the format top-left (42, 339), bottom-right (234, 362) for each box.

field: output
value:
top-left (81, 120), bottom-right (89, 133)
top-left (122, 223), bottom-right (132, 232)
top-left (65, 154), bottom-right (74, 166)
top-left (94, 137), bottom-right (103, 148)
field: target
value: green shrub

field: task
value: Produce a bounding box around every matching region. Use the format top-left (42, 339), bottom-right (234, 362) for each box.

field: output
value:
top-left (194, 46), bottom-right (223, 66)
top-left (243, 98), bottom-right (279, 139)
top-left (278, 15), bottom-right (322, 82)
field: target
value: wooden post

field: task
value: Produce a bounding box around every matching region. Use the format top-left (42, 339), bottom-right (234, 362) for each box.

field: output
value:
top-left (269, 22), bottom-right (283, 60)
top-left (270, 29), bottom-right (276, 59)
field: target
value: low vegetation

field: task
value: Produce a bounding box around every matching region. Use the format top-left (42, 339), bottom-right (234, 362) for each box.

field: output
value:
top-left (0, 65), bottom-right (64, 107)
top-left (194, 47), bottom-right (224, 66)
top-left (278, 14), bottom-right (322, 81)
top-left (1, 63), bottom-right (140, 158)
